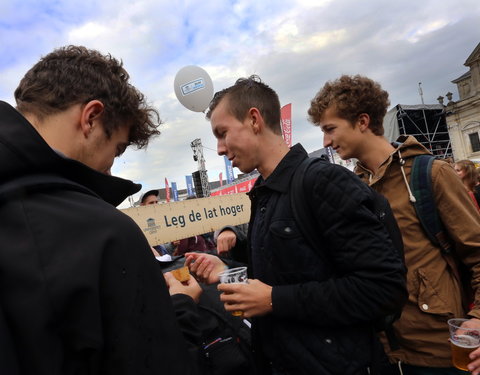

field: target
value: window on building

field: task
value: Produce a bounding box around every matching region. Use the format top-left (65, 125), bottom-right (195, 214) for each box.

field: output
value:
top-left (469, 132), bottom-right (480, 153)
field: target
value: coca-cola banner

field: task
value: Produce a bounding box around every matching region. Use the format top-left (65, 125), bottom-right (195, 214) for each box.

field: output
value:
top-left (165, 178), bottom-right (170, 202)
top-left (211, 177), bottom-right (257, 196)
top-left (281, 103), bottom-right (292, 148)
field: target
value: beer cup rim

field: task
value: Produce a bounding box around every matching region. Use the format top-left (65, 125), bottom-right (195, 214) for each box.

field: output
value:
top-left (448, 318), bottom-right (471, 330)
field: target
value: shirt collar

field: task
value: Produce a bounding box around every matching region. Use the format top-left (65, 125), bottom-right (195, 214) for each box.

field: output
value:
top-left (253, 143), bottom-right (308, 194)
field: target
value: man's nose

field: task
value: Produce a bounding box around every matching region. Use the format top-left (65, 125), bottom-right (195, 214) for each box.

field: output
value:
top-left (323, 134), bottom-right (332, 148)
top-left (217, 140), bottom-right (226, 156)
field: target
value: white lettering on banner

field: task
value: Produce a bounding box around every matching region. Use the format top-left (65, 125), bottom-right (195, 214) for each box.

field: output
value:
top-left (121, 193), bottom-right (250, 246)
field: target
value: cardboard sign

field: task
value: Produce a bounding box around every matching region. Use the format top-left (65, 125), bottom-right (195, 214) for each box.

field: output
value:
top-left (121, 193), bottom-right (250, 245)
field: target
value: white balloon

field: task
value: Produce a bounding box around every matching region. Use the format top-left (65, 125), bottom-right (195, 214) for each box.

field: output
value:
top-left (174, 65), bottom-right (214, 113)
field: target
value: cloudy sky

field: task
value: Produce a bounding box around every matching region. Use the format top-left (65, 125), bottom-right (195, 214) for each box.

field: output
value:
top-left (1, 0), bottom-right (479, 207)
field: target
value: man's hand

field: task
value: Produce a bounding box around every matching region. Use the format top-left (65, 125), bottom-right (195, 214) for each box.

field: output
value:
top-left (463, 318), bottom-right (480, 374)
top-left (218, 279), bottom-right (272, 318)
top-left (185, 252), bottom-right (226, 284)
top-left (151, 247), bottom-right (161, 257)
top-left (164, 271), bottom-right (202, 303)
top-left (216, 229), bottom-right (237, 255)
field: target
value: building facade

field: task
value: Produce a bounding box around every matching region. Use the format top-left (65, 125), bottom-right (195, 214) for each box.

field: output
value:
top-left (446, 42), bottom-right (480, 163)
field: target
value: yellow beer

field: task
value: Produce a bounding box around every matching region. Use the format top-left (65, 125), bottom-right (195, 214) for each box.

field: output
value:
top-left (450, 335), bottom-right (480, 371)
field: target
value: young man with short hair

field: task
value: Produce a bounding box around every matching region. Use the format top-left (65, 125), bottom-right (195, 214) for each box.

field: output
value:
top-left (308, 74), bottom-right (480, 375)
top-left (206, 75), bottom-right (407, 375)
top-left (0, 45), bottom-right (201, 375)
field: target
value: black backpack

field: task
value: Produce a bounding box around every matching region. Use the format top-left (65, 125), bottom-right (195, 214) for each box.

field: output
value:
top-left (197, 284), bottom-right (255, 375)
top-left (160, 257), bottom-right (256, 375)
top-left (289, 157), bottom-right (406, 351)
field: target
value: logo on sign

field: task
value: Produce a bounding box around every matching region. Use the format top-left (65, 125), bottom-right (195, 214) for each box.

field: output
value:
top-left (144, 218), bottom-right (161, 234)
top-left (181, 78), bottom-right (205, 96)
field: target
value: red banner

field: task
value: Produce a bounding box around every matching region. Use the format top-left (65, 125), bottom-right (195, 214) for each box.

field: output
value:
top-left (219, 172), bottom-right (223, 187)
top-left (165, 178), bottom-right (170, 202)
top-left (211, 177), bottom-right (257, 196)
top-left (281, 103), bottom-right (292, 148)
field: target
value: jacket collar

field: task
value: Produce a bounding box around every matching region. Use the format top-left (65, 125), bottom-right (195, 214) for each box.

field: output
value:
top-left (252, 143), bottom-right (308, 194)
top-left (0, 101), bottom-right (141, 206)
top-left (355, 135), bottom-right (432, 180)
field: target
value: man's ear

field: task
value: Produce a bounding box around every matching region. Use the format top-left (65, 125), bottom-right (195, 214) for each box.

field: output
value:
top-left (80, 100), bottom-right (104, 137)
top-left (357, 113), bottom-right (371, 132)
top-left (247, 107), bottom-right (263, 134)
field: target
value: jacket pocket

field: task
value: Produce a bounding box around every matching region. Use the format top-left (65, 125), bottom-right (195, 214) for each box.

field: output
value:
top-left (268, 219), bottom-right (323, 276)
top-left (269, 219), bottom-right (302, 239)
top-left (267, 219), bottom-right (331, 283)
top-left (416, 268), bottom-right (454, 316)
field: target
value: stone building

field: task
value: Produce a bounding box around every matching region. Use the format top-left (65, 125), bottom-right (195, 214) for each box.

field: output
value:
top-left (445, 42), bottom-right (480, 162)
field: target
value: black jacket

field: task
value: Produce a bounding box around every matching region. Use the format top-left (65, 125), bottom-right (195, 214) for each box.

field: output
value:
top-left (247, 144), bottom-right (407, 375)
top-left (0, 101), bottom-right (200, 375)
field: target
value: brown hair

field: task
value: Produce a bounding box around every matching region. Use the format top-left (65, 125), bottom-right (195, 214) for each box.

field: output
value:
top-left (455, 159), bottom-right (477, 192)
top-left (15, 45), bottom-right (160, 149)
top-left (206, 75), bottom-right (281, 134)
top-left (308, 75), bottom-right (390, 136)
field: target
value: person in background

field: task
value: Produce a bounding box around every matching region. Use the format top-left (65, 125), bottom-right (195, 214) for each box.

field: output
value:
top-left (172, 234), bottom-right (216, 256)
top-left (139, 189), bottom-right (170, 256)
top-left (475, 167), bottom-right (480, 204)
top-left (455, 159), bottom-right (480, 210)
top-left (140, 189), bottom-right (160, 205)
top-left (214, 224), bottom-right (248, 262)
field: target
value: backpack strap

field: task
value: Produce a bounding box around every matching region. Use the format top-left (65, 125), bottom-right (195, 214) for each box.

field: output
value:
top-left (290, 157), bottom-right (399, 371)
top-left (409, 155), bottom-right (473, 310)
top-left (409, 155), bottom-right (452, 254)
top-left (290, 157), bottom-right (324, 252)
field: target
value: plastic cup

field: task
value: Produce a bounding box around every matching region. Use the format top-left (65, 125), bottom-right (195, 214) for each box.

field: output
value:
top-left (218, 266), bottom-right (248, 316)
top-left (448, 318), bottom-right (480, 371)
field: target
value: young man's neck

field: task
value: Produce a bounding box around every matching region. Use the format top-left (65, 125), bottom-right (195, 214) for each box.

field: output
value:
top-left (257, 133), bottom-right (290, 180)
top-left (357, 135), bottom-right (395, 174)
top-left (22, 106), bottom-right (82, 160)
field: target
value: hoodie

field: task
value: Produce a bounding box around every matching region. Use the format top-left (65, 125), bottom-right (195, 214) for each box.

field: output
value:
top-left (0, 101), bottom-right (199, 375)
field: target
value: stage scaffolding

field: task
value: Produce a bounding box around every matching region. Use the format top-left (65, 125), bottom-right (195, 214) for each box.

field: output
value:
top-left (383, 104), bottom-right (453, 159)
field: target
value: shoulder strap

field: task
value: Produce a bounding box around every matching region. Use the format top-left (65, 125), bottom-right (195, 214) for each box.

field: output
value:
top-left (0, 174), bottom-right (98, 202)
top-left (290, 157), bottom-right (323, 252)
top-left (409, 155), bottom-right (452, 254)
top-left (409, 156), bottom-right (474, 310)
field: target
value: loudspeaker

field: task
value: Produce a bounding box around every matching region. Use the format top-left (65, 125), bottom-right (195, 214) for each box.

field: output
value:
top-left (192, 170), bottom-right (203, 197)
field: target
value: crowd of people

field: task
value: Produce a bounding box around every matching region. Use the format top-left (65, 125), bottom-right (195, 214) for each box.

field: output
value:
top-left (1, 44), bottom-right (479, 375)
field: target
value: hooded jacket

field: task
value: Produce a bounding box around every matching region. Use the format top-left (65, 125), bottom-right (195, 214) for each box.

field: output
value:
top-left (0, 101), bottom-right (199, 375)
top-left (355, 135), bottom-right (480, 367)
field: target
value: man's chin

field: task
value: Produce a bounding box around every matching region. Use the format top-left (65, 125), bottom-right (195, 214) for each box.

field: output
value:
top-left (336, 150), bottom-right (350, 161)
top-left (237, 165), bottom-right (254, 174)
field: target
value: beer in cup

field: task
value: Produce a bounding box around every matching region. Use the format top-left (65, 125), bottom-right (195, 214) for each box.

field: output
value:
top-left (448, 318), bottom-right (480, 371)
top-left (218, 266), bottom-right (248, 317)
top-left (171, 265), bottom-right (190, 283)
